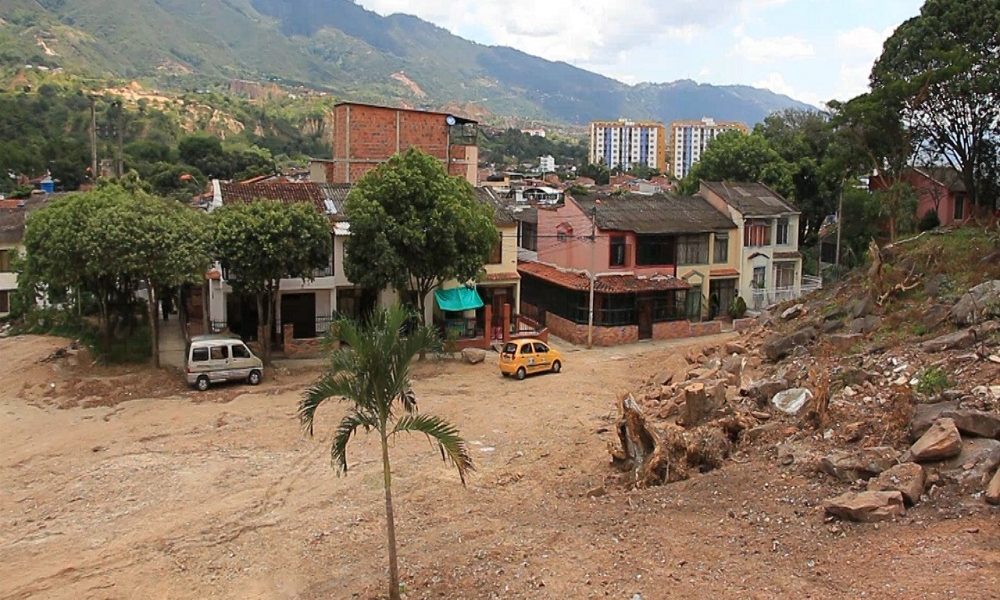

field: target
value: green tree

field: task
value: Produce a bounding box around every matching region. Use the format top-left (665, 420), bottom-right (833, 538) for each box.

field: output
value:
top-left (344, 149), bottom-right (497, 325)
top-left (577, 161), bottom-right (610, 185)
top-left (872, 0), bottom-right (1000, 211)
top-left (211, 201), bottom-right (331, 364)
top-left (299, 306), bottom-right (472, 600)
top-left (678, 130), bottom-right (793, 198)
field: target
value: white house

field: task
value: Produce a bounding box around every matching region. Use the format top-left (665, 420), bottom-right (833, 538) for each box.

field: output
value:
top-left (698, 181), bottom-right (813, 310)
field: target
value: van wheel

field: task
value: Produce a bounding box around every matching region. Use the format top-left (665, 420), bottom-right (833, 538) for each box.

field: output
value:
top-left (248, 370), bottom-right (262, 386)
top-left (195, 376), bottom-right (210, 392)
top-left (551, 360), bottom-right (561, 373)
top-left (515, 367), bottom-right (527, 381)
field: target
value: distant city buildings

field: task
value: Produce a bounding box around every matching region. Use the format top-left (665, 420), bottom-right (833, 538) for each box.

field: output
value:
top-left (588, 119), bottom-right (666, 173)
top-left (670, 117), bottom-right (748, 179)
top-left (539, 155), bottom-right (555, 173)
top-left (521, 128), bottom-right (546, 138)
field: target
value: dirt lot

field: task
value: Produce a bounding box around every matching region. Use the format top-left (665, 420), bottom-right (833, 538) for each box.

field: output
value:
top-left (1, 334), bottom-right (997, 599)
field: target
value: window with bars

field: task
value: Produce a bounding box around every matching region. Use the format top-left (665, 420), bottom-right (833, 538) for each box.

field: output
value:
top-left (677, 234), bottom-right (709, 265)
top-left (713, 233), bottom-right (729, 263)
top-left (744, 220), bottom-right (771, 247)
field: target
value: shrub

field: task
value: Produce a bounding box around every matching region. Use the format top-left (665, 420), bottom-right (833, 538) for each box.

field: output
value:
top-left (916, 366), bottom-right (950, 395)
top-left (918, 210), bottom-right (941, 231)
top-left (728, 296), bottom-right (747, 319)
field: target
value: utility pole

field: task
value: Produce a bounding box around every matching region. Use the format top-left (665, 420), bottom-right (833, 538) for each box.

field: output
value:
top-left (89, 96), bottom-right (98, 182)
top-left (587, 203), bottom-right (597, 349)
top-left (114, 101), bottom-right (125, 178)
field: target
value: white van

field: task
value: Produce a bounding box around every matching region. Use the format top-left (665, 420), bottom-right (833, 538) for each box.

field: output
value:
top-left (185, 334), bottom-right (264, 392)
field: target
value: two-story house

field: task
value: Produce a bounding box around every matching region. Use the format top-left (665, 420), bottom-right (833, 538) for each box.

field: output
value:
top-left (0, 196), bottom-right (49, 317)
top-left (870, 167), bottom-right (970, 227)
top-left (698, 181), bottom-right (803, 310)
top-left (517, 191), bottom-right (738, 346)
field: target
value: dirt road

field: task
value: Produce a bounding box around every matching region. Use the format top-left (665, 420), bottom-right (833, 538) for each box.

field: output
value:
top-left (1, 334), bottom-right (997, 599)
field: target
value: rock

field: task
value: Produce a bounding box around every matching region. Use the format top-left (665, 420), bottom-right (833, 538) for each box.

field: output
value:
top-left (849, 295), bottom-right (874, 319)
top-left (940, 409), bottom-right (1000, 439)
top-left (910, 401), bottom-right (959, 441)
top-left (824, 491), bottom-right (905, 522)
top-left (781, 303), bottom-right (806, 320)
top-left (751, 410), bottom-right (771, 420)
top-left (919, 328), bottom-right (976, 352)
top-left (909, 418), bottom-right (962, 461)
top-left (762, 326), bottom-right (817, 362)
top-left (744, 377), bottom-right (789, 405)
top-left (924, 274), bottom-right (948, 300)
top-left (770, 388), bottom-right (813, 416)
top-left (848, 315), bottom-right (881, 334)
top-left (821, 319), bottom-right (845, 333)
top-left (938, 438), bottom-right (1000, 485)
top-left (836, 366), bottom-right (872, 387)
top-left (921, 303), bottom-right (952, 329)
top-left (585, 485), bottom-right (606, 498)
top-left (653, 370), bottom-right (675, 386)
top-left (724, 341), bottom-right (747, 355)
top-left (686, 366), bottom-right (720, 381)
top-left (950, 280), bottom-right (1000, 325)
top-left (866, 463), bottom-right (925, 505)
top-left (721, 355), bottom-right (746, 387)
top-left (461, 348), bottom-right (487, 364)
top-left (819, 447), bottom-right (900, 481)
top-left (986, 468), bottom-right (1000, 505)
top-left (827, 333), bottom-right (863, 351)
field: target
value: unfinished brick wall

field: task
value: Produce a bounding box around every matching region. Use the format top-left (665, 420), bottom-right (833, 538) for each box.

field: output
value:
top-left (329, 104), bottom-right (473, 184)
top-left (282, 323), bottom-right (325, 359)
top-left (545, 313), bottom-right (639, 347)
top-left (653, 320), bottom-right (692, 340)
top-left (690, 321), bottom-right (723, 337)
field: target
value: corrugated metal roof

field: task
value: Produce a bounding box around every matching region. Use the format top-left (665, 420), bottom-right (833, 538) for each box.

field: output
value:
top-left (518, 261), bottom-right (690, 293)
top-left (475, 187), bottom-right (516, 227)
top-left (0, 196), bottom-right (50, 244)
top-left (700, 181), bottom-right (797, 217)
top-left (219, 181), bottom-right (352, 221)
top-left (571, 191), bottom-right (736, 234)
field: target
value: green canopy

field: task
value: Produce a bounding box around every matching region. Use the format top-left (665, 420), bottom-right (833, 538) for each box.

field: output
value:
top-left (434, 287), bottom-right (484, 312)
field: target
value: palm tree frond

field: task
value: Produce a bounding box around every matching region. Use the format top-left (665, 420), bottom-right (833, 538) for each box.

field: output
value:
top-left (331, 411), bottom-right (375, 474)
top-left (392, 413), bottom-right (475, 485)
top-left (299, 375), bottom-right (356, 436)
top-left (398, 388), bottom-right (417, 414)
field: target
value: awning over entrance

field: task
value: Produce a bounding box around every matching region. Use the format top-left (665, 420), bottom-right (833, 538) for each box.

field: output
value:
top-left (435, 287), bottom-right (484, 312)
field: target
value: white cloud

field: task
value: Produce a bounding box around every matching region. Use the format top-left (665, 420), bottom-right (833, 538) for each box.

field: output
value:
top-left (835, 26), bottom-right (893, 56)
top-left (753, 73), bottom-right (824, 108)
top-left (734, 35), bottom-right (815, 63)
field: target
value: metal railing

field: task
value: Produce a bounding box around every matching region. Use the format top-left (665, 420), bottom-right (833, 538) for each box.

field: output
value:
top-left (750, 276), bottom-right (823, 310)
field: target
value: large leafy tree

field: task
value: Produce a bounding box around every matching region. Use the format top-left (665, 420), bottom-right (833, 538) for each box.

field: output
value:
top-left (211, 201), bottom-right (331, 365)
top-left (299, 306), bottom-right (472, 600)
top-left (344, 148), bottom-right (497, 324)
top-left (679, 130), bottom-right (794, 198)
top-left (872, 0), bottom-right (1000, 211)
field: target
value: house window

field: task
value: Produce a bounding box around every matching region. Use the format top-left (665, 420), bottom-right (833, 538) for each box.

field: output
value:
top-left (954, 195), bottom-right (965, 220)
top-left (775, 262), bottom-right (796, 289)
top-left (635, 234), bottom-right (675, 266)
top-left (609, 236), bottom-right (627, 267)
top-left (776, 218), bottom-right (789, 245)
top-left (519, 221), bottom-right (537, 251)
top-left (488, 234), bottom-right (502, 264)
top-left (744, 220), bottom-right (772, 247)
top-left (0, 250), bottom-right (11, 272)
top-left (713, 233), bottom-right (728, 263)
top-left (677, 234), bottom-right (709, 265)
top-left (752, 266), bottom-right (766, 289)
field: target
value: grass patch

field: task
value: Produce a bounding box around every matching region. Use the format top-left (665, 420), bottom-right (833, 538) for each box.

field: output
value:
top-left (14, 308), bottom-right (152, 364)
top-left (916, 366), bottom-right (950, 395)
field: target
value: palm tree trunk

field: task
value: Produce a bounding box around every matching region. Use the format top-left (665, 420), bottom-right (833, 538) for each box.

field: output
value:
top-left (380, 429), bottom-right (402, 600)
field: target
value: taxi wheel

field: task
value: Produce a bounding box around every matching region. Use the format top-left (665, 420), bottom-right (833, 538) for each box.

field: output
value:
top-left (515, 367), bottom-right (527, 381)
top-left (551, 360), bottom-right (561, 373)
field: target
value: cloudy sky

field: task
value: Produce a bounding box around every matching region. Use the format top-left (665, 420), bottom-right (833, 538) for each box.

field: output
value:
top-left (356, 0), bottom-right (924, 107)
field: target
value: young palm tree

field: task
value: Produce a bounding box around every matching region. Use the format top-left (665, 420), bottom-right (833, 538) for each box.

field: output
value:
top-left (299, 305), bottom-right (474, 600)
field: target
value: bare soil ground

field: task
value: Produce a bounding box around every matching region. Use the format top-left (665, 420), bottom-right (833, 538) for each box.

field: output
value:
top-left (1, 334), bottom-right (997, 600)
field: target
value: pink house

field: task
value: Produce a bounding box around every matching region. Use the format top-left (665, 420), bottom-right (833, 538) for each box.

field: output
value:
top-left (872, 167), bottom-right (969, 227)
top-left (516, 191), bottom-right (738, 346)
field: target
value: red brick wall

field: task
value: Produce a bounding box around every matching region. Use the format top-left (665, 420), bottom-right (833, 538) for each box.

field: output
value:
top-left (282, 323), bottom-right (325, 358)
top-left (653, 320), bottom-right (692, 340)
top-left (690, 321), bottom-right (722, 336)
top-left (545, 312), bottom-right (638, 346)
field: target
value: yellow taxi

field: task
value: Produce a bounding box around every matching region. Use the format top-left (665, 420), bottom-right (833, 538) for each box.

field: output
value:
top-left (499, 338), bottom-right (563, 380)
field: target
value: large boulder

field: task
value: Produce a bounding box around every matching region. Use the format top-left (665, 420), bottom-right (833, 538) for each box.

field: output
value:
top-left (824, 491), bottom-right (905, 522)
top-left (762, 326), bottom-right (817, 362)
top-left (819, 447), bottom-right (900, 482)
top-left (781, 303), bottom-right (806, 320)
top-left (937, 438), bottom-right (1000, 485)
top-left (743, 377), bottom-right (789, 406)
top-left (951, 280), bottom-right (1000, 325)
top-left (910, 401), bottom-right (960, 441)
top-left (848, 315), bottom-right (881, 335)
top-left (461, 348), bottom-right (487, 364)
top-left (724, 341), bottom-right (747, 355)
top-left (919, 328), bottom-right (977, 352)
top-left (940, 409), bottom-right (1000, 439)
top-left (849, 295), bottom-right (874, 319)
top-left (866, 463), bottom-right (925, 505)
top-left (909, 418), bottom-right (962, 461)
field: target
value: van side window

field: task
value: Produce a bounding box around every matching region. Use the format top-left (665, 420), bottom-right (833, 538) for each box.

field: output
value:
top-left (192, 347), bottom-right (209, 362)
top-left (210, 345), bottom-right (229, 360)
top-left (231, 344), bottom-right (251, 359)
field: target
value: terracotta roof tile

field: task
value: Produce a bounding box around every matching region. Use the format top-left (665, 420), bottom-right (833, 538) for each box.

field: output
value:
top-left (483, 271), bottom-right (520, 281)
top-left (709, 268), bottom-right (740, 277)
top-left (219, 182), bottom-right (351, 221)
top-left (518, 261), bottom-right (689, 293)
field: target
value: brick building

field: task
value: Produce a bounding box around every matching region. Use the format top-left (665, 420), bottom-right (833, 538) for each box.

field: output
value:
top-left (314, 102), bottom-right (479, 186)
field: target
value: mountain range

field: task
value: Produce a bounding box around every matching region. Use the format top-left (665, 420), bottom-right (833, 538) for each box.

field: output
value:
top-left (2, 0), bottom-right (815, 125)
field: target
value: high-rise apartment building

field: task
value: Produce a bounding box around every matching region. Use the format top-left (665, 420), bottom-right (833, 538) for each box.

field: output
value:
top-left (669, 117), bottom-right (749, 179)
top-left (588, 119), bottom-right (666, 173)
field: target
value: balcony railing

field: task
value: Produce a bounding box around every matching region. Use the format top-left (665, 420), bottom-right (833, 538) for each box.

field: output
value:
top-left (750, 275), bottom-right (823, 310)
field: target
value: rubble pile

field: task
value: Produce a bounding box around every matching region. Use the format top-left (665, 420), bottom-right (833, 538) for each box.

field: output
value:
top-left (608, 236), bottom-right (1000, 522)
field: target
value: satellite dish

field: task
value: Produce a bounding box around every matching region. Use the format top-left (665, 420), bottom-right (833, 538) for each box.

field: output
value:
top-left (445, 115), bottom-right (457, 126)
